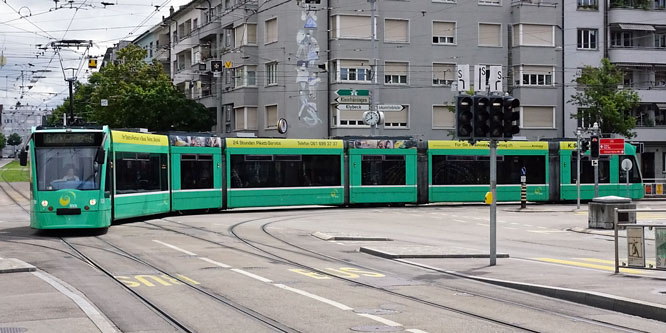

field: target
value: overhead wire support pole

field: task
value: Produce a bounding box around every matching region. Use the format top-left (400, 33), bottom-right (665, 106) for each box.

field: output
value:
top-left (369, 0), bottom-right (377, 136)
top-left (489, 139), bottom-right (497, 266)
top-left (576, 128), bottom-right (581, 209)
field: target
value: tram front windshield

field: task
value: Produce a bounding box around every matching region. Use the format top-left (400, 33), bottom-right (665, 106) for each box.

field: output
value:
top-left (33, 132), bottom-right (104, 191)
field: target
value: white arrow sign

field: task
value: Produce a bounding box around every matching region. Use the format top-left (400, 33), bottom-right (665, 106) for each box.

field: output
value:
top-left (336, 104), bottom-right (370, 111)
top-left (377, 104), bottom-right (404, 112)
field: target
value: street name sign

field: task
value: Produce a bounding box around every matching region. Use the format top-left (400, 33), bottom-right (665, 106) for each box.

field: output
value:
top-left (377, 104), bottom-right (404, 112)
top-left (336, 89), bottom-right (370, 96)
top-left (600, 138), bottom-right (625, 155)
top-left (336, 104), bottom-right (369, 111)
top-left (335, 96), bottom-right (370, 104)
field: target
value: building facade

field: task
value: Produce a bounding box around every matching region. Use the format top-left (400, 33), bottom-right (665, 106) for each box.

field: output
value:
top-left (1, 104), bottom-right (46, 157)
top-left (127, 0), bottom-right (665, 176)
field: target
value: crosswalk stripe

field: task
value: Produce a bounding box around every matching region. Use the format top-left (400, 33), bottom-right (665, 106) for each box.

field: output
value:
top-left (533, 258), bottom-right (650, 274)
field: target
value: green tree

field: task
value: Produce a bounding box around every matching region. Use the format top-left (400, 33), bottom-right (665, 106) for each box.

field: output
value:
top-left (0, 132), bottom-right (6, 152)
top-left (7, 133), bottom-right (22, 156)
top-left (48, 44), bottom-right (214, 131)
top-left (569, 58), bottom-right (640, 138)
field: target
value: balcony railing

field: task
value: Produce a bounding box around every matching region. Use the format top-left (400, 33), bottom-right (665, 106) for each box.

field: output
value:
top-left (610, 0), bottom-right (666, 10)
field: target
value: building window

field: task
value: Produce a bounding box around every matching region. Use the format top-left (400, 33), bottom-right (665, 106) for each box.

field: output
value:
top-left (384, 62), bottom-right (408, 85)
top-left (336, 60), bottom-right (372, 83)
top-left (265, 18), bottom-right (278, 44)
top-left (234, 65), bottom-right (257, 88)
top-left (265, 62), bottom-right (278, 86)
top-left (655, 33), bottom-right (666, 48)
top-left (384, 19), bottom-right (409, 43)
top-left (479, 23), bottom-right (501, 47)
top-left (577, 29), bottom-right (598, 49)
top-left (513, 24), bottom-right (554, 47)
top-left (516, 65), bottom-right (554, 86)
top-left (234, 107), bottom-right (257, 130)
top-left (265, 105), bottom-right (277, 129)
top-left (611, 31), bottom-right (633, 47)
top-left (334, 105), bottom-right (366, 127)
top-left (432, 63), bottom-right (455, 86)
top-left (521, 106), bottom-right (554, 128)
top-left (149, 42), bottom-right (153, 57)
top-left (234, 23), bottom-right (257, 47)
top-left (577, 0), bottom-right (598, 9)
top-left (384, 106), bottom-right (408, 128)
top-left (433, 105), bottom-right (454, 128)
top-left (332, 15), bottom-right (373, 39)
top-left (657, 0), bottom-right (666, 10)
top-left (432, 21), bottom-right (456, 45)
top-left (478, 0), bottom-right (500, 5)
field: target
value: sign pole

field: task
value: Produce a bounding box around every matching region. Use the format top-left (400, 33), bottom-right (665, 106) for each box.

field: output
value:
top-left (594, 162), bottom-right (599, 198)
top-left (216, 33), bottom-right (222, 134)
top-left (490, 139), bottom-right (497, 266)
top-left (576, 129), bottom-right (581, 209)
top-left (369, 0), bottom-right (377, 137)
top-left (626, 170), bottom-right (630, 198)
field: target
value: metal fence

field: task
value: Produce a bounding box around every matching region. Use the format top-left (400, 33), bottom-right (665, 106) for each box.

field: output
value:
top-left (613, 208), bottom-right (666, 273)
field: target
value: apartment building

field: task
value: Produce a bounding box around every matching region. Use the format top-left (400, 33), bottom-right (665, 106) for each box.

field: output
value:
top-left (132, 0), bottom-right (564, 141)
top-left (564, 0), bottom-right (666, 179)
top-left (1, 104), bottom-right (46, 157)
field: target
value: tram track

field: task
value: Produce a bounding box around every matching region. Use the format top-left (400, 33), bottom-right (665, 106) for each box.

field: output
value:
top-left (149, 214), bottom-right (542, 332)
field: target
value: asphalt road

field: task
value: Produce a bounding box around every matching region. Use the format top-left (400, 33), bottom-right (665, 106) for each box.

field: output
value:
top-left (1, 182), bottom-right (666, 332)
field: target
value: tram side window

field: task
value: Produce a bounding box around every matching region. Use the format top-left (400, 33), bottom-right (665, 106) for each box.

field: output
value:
top-left (618, 155), bottom-right (641, 183)
top-left (181, 154), bottom-right (214, 189)
top-left (229, 154), bottom-right (341, 188)
top-left (115, 152), bottom-right (169, 194)
top-left (432, 155), bottom-right (489, 185)
top-left (570, 153), bottom-right (610, 184)
top-left (497, 155), bottom-right (546, 185)
top-left (361, 155), bottom-right (406, 185)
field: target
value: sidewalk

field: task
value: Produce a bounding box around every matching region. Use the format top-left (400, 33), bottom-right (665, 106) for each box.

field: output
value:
top-left (0, 258), bottom-right (118, 333)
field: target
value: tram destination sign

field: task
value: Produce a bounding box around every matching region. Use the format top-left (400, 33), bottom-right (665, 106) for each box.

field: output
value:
top-left (600, 138), bottom-right (625, 155)
top-left (335, 96), bottom-right (370, 104)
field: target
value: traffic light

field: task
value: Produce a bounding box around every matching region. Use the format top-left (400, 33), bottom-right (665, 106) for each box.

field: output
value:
top-left (581, 139), bottom-right (590, 153)
top-left (503, 97), bottom-right (520, 138)
top-left (456, 95), bottom-right (473, 139)
top-left (590, 135), bottom-right (600, 159)
top-left (473, 96), bottom-right (490, 137)
top-left (489, 97), bottom-right (504, 138)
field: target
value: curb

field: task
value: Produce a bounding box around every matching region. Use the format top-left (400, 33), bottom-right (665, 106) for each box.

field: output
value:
top-left (399, 259), bottom-right (666, 323)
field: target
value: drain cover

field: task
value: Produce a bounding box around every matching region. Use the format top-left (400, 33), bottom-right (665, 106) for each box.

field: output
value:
top-left (353, 308), bottom-right (400, 315)
top-left (350, 325), bottom-right (403, 332)
top-left (0, 328), bottom-right (27, 333)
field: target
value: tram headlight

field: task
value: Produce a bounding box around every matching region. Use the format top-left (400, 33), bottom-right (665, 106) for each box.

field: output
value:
top-left (89, 199), bottom-right (97, 206)
top-left (41, 200), bottom-right (48, 207)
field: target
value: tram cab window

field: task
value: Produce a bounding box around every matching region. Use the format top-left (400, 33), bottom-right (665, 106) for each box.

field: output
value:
top-left (229, 154), bottom-right (341, 188)
top-left (570, 153), bottom-right (610, 184)
top-left (115, 152), bottom-right (169, 194)
top-left (618, 155), bottom-right (641, 183)
top-left (361, 155), bottom-right (406, 185)
top-left (35, 148), bottom-right (101, 191)
top-left (180, 154), bottom-right (214, 189)
top-left (432, 155), bottom-right (546, 185)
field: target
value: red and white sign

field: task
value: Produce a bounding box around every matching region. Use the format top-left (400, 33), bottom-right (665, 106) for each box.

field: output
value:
top-left (600, 138), bottom-right (625, 155)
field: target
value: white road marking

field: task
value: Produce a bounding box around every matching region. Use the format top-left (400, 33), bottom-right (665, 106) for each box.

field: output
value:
top-left (477, 223), bottom-right (489, 227)
top-left (274, 283), bottom-right (353, 311)
top-left (357, 313), bottom-right (402, 327)
top-left (231, 268), bottom-right (273, 283)
top-left (538, 226), bottom-right (547, 229)
top-left (504, 227), bottom-right (518, 230)
top-left (33, 271), bottom-right (119, 333)
top-left (527, 230), bottom-right (567, 233)
top-left (406, 329), bottom-right (430, 333)
top-left (511, 223), bottom-right (519, 225)
top-left (199, 257), bottom-right (231, 268)
top-left (453, 219), bottom-right (467, 223)
top-left (152, 240), bottom-right (197, 256)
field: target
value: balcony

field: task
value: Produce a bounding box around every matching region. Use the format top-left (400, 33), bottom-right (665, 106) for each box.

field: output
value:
top-left (609, 8), bottom-right (666, 24)
top-left (511, 0), bottom-right (559, 25)
top-left (609, 47), bottom-right (666, 65)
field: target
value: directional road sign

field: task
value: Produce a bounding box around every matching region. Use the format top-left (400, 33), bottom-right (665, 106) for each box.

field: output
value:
top-left (336, 104), bottom-right (369, 111)
top-left (335, 96), bottom-right (370, 104)
top-left (600, 138), bottom-right (625, 155)
top-left (377, 104), bottom-right (404, 112)
top-left (336, 89), bottom-right (370, 96)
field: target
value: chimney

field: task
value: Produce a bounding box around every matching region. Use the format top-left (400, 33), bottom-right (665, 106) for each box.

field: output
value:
top-left (169, 6), bottom-right (174, 15)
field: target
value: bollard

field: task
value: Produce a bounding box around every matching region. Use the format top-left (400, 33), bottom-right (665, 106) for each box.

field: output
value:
top-left (520, 182), bottom-right (526, 209)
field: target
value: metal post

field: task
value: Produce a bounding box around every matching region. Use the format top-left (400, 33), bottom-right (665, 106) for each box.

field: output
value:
top-left (490, 139), bottom-right (497, 266)
top-left (626, 170), bottom-right (630, 198)
top-left (576, 129), bottom-right (581, 209)
top-left (594, 162), bottom-right (599, 198)
top-left (216, 33), bottom-right (223, 134)
top-left (614, 208), bottom-right (619, 274)
top-left (521, 182), bottom-right (526, 209)
top-left (369, 0), bottom-right (377, 136)
top-left (67, 78), bottom-right (74, 125)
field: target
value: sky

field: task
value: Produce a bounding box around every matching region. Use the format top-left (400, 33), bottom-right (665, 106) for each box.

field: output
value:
top-left (0, 0), bottom-right (192, 111)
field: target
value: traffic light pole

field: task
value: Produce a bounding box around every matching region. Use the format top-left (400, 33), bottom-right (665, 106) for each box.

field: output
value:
top-left (489, 139), bottom-right (497, 266)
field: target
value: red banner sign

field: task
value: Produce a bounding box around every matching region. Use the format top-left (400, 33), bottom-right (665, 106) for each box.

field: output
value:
top-left (600, 138), bottom-right (625, 155)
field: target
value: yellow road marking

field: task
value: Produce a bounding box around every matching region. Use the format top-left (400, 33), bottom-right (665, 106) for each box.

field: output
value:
top-left (576, 258), bottom-right (656, 266)
top-left (534, 258), bottom-right (650, 274)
